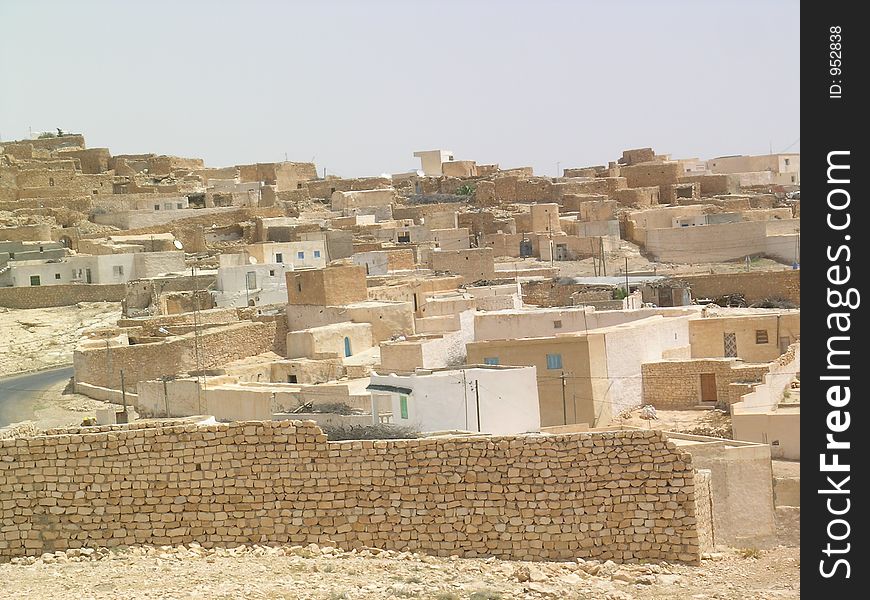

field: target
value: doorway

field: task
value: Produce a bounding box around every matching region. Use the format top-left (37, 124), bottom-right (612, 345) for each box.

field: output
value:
top-left (700, 373), bottom-right (718, 403)
top-left (519, 239), bottom-right (533, 257)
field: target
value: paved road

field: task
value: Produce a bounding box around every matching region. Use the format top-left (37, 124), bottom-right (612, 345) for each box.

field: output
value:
top-left (0, 365), bottom-right (74, 427)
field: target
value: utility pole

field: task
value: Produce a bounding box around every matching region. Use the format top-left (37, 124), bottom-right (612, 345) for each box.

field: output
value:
top-left (105, 338), bottom-right (111, 393)
top-left (192, 264), bottom-right (202, 413)
top-left (624, 257), bottom-right (630, 297)
top-left (120, 370), bottom-right (126, 412)
top-left (462, 369), bottom-right (469, 430)
top-left (549, 231), bottom-right (554, 268)
top-left (592, 244), bottom-right (598, 277)
top-left (600, 238), bottom-right (607, 276)
top-left (561, 372), bottom-right (568, 425)
top-left (474, 380), bottom-right (481, 432)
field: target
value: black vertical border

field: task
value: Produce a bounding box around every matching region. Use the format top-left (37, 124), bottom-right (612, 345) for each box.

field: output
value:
top-left (802, 2), bottom-right (866, 596)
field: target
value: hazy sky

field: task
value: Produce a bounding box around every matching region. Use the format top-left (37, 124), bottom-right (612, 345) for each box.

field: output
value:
top-left (0, 1), bottom-right (799, 178)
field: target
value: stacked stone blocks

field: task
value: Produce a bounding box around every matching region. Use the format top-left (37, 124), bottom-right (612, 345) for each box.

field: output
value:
top-left (0, 421), bottom-right (701, 563)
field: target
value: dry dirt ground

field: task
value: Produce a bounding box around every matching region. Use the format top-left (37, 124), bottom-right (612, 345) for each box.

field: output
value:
top-left (0, 542), bottom-right (799, 600)
top-left (616, 407), bottom-right (733, 439)
top-left (0, 379), bottom-right (116, 438)
top-left (0, 302), bottom-right (121, 377)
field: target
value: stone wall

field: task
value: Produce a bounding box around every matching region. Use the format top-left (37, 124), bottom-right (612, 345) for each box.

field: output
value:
top-left (430, 248), bottom-right (495, 283)
top-left (619, 163), bottom-right (682, 195)
top-left (613, 187), bottom-right (660, 208)
top-left (522, 281), bottom-right (612, 307)
top-left (0, 421), bottom-right (701, 563)
top-left (0, 283), bottom-right (126, 308)
top-left (641, 359), bottom-right (771, 408)
top-left (678, 174), bottom-right (738, 195)
top-left (667, 270), bottom-right (800, 306)
top-left (73, 321), bottom-right (276, 389)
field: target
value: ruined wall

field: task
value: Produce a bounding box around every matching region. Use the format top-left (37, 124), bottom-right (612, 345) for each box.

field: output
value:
top-left (60, 148), bottom-right (111, 174)
top-left (73, 321), bottom-right (276, 389)
top-left (306, 177), bottom-right (391, 199)
top-left (0, 283), bottom-right (126, 308)
top-left (0, 421), bottom-right (701, 563)
top-left (552, 178), bottom-right (627, 197)
top-left (678, 174), bottom-right (738, 195)
top-left (613, 187), bottom-right (660, 208)
top-left (522, 281), bottom-right (612, 307)
top-left (619, 163), bottom-right (682, 194)
top-left (671, 270), bottom-right (800, 306)
top-left (0, 223), bottom-right (54, 242)
top-left (619, 148), bottom-right (656, 165)
top-left (430, 248), bottom-right (495, 283)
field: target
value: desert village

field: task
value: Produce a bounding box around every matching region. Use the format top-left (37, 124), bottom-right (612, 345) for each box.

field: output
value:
top-left (0, 133), bottom-right (801, 596)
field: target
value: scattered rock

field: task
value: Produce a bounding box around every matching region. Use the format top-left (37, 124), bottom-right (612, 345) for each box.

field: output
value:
top-left (527, 582), bottom-right (560, 597)
top-left (513, 565), bottom-right (531, 582)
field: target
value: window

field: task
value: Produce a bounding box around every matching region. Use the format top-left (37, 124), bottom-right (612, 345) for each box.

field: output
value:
top-left (164, 203), bottom-right (172, 210)
top-left (314, 250), bottom-right (321, 258)
top-left (755, 329), bottom-right (769, 344)
top-left (484, 357), bottom-right (499, 365)
top-left (546, 353), bottom-right (563, 370)
top-left (784, 158), bottom-right (790, 166)
top-left (724, 332), bottom-right (738, 357)
top-left (553, 320), bottom-right (562, 329)
top-left (154, 204), bottom-right (160, 210)
top-left (176, 203), bottom-right (183, 209)
top-left (297, 251), bottom-right (305, 260)
top-left (297, 183), bottom-right (303, 189)
top-left (54, 273), bottom-right (61, 280)
top-left (113, 265), bottom-right (124, 276)
top-left (399, 395), bottom-right (409, 419)
top-left (49, 177), bottom-right (54, 186)
top-left (30, 275), bottom-right (40, 286)
top-left (269, 269), bottom-right (275, 277)
top-left (275, 253), bottom-right (283, 263)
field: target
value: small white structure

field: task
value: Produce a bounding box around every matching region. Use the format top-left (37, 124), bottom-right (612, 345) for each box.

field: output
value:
top-left (413, 149), bottom-right (454, 177)
top-left (1, 251), bottom-right (185, 287)
top-left (245, 241), bottom-right (327, 269)
top-left (368, 365), bottom-right (540, 435)
top-left (213, 252), bottom-right (291, 307)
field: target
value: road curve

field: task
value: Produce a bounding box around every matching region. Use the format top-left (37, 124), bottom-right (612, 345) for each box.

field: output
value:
top-left (0, 365), bottom-right (75, 428)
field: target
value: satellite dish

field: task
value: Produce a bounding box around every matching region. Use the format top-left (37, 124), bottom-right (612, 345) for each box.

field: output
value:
top-left (248, 256), bottom-right (257, 264)
top-left (173, 240), bottom-right (184, 250)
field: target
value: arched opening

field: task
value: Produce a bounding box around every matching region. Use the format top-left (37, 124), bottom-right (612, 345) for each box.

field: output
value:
top-left (344, 336), bottom-right (352, 357)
